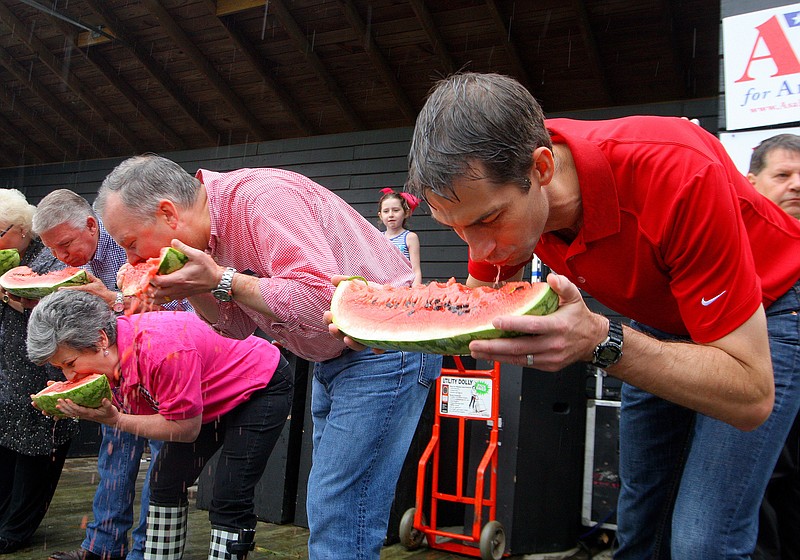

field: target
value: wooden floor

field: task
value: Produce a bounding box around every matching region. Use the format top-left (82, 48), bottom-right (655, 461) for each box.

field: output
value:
top-left (8, 456), bottom-right (611, 560)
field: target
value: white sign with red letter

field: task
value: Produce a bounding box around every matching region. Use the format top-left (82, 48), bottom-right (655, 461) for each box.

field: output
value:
top-left (723, 4), bottom-right (800, 131)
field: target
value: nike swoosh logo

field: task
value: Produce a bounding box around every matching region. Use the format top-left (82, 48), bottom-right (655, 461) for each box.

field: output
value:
top-left (701, 291), bottom-right (727, 306)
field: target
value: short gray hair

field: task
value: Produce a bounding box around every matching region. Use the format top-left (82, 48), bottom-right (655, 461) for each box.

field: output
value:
top-left (406, 72), bottom-right (552, 202)
top-left (95, 154), bottom-right (201, 222)
top-left (749, 134), bottom-right (800, 175)
top-left (32, 189), bottom-right (96, 236)
top-left (27, 290), bottom-right (118, 366)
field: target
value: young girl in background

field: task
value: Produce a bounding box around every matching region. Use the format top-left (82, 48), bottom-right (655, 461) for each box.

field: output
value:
top-left (378, 188), bottom-right (422, 286)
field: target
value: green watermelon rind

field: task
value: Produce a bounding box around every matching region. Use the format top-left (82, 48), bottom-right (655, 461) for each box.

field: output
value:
top-left (31, 375), bottom-right (113, 417)
top-left (0, 248), bottom-right (20, 276)
top-left (332, 282), bottom-right (560, 356)
top-left (0, 268), bottom-right (89, 299)
top-left (157, 247), bottom-right (189, 275)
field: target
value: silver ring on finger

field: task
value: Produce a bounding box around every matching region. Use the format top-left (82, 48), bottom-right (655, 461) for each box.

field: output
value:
top-left (526, 354), bottom-right (534, 367)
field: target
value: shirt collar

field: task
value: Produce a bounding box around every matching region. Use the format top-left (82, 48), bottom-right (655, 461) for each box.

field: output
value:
top-left (196, 169), bottom-right (219, 254)
top-left (547, 121), bottom-right (620, 243)
top-left (92, 218), bottom-right (116, 263)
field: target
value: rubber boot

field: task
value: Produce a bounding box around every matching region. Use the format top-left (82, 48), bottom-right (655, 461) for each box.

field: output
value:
top-left (143, 503), bottom-right (188, 560)
top-left (209, 526), bottom-right (255, 560)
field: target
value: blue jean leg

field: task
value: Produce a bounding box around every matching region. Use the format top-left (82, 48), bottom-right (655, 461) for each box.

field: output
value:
top-left (82, 425), bottom-right (159, 559)
top-left (615, 282), bottom-right (800, 560)
top-left (306, 349), bottom-right (442, 560)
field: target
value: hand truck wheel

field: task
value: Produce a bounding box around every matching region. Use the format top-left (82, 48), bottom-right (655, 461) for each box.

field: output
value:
top-left (399, 507), bottom-right (425, 550)
top-left (479, 520), bottom-right (506, 560)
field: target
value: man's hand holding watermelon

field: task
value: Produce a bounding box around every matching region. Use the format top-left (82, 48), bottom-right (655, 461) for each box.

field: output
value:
top-left (466, 273), bottom-right (607, 370)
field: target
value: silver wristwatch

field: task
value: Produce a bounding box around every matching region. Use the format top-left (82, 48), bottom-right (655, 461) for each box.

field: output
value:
top-left (211, 267), bottom-right (236, 302)
top-left (112, 291), bottom-right (125, 314)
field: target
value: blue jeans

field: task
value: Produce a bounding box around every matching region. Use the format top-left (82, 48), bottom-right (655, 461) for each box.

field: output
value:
top-left (307, 349), bottom-right (442, 560)
top-left (615, 280), bottom-right (800, 559)
top-left (83, 425), bottom-right (162, 560)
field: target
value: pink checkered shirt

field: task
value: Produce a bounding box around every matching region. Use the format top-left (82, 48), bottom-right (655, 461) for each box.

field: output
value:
top-left (199, 168), bottom-right (414, 362)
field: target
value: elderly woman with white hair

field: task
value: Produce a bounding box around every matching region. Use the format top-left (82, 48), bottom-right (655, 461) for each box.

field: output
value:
top-left (27, 290), bottom-right (293, 560)
top-left (0, 188), bottom-right (79, 554)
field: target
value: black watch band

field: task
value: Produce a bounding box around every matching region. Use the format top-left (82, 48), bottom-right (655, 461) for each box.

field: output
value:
top-left (592, 320), bottom-right (624, 368)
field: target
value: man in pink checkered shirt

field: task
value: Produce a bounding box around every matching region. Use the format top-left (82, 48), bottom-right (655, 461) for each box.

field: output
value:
top-left (95, 154), bottom-right (442, 560)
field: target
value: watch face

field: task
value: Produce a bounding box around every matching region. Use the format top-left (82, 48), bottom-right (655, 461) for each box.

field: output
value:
top-left (599, 346), bottom-right (620, 363)
top-left (212, 289), bottom-right (232, 302)
top-left (112, 302), bottom-right (125, 313)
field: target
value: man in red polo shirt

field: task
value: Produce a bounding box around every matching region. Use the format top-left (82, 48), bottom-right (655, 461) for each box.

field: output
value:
top-left (402, 73), bottom-right (800, 559)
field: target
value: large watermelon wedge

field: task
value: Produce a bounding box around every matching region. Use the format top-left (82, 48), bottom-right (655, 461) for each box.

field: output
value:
top-left (0, 248), bottom-right (20, 275)
top-left (117, 247), bottom-right (189, 297)
top-left (31, 373), bottom-right (112, 417)
top-left (330, 277), bottom-right (559, 355)
top-left (0, 266), bottom-right (89, 299)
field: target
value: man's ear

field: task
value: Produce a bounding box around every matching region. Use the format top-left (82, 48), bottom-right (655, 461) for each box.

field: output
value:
top-left (86, 216), bottom-right (99, 235)
top-left (531, 146), bottom-right (556, 186)
top-left (747, 172), bottom-right (758, 188)
top-left (157, 199), bottom-right (180, 229)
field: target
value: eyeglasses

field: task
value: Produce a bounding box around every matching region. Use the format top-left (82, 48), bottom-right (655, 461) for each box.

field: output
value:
top-left (0, 224), bottom-right (13, 238)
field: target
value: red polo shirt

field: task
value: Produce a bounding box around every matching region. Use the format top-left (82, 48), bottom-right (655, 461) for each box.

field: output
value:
top-left (469, 116), bottom-right (800, 342)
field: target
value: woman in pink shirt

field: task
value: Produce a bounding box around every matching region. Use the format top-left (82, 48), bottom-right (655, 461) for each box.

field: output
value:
top-left (27, 290), bottom-right (293, 560)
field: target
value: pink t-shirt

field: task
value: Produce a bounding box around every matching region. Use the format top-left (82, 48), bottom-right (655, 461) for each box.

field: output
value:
top-left (114, 312), bottom-right (281, 423)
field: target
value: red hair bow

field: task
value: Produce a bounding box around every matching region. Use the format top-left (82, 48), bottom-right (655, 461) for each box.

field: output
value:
top-left (380, 187), bottom-right (420, 212)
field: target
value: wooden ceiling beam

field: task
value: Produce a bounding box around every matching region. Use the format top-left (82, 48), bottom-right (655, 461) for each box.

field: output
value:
top-left (0, 111), bottom-right (51, 164)
top-left (141, 0), bottom-right (270, 140)
top-left (217, 0), bottom-right (267, 16)
top-left (570, 0), bottom-right (613, 105)
top-left (0, 2), bottom-right (141, 153)
top-left (269, 0), bottom-right (364, 129)
top-left (408, 0), bottom-right (457, 75)
top-left (0, 45), bottom-right (108, 157)
top-left (78, 0), bottom-right (266, 48)
top-left (0, 79), bottom-right (83, 156)
top-left (82, 0), bottom-right (221, 144)
top-left (49, 17), bottom-right (188, 151)
top-left (484, 0), bottom-right (531, 90)
top-left (85, 49), bottom-right (188, 150)
top-left (200, 0), bottom-right (317, 136)
top-left (335, 0), bottom-right (416, 121)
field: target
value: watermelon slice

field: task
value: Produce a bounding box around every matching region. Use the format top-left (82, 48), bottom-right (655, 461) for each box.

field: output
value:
top-left (330, 277), bottom-right (559, 355)
top-left (0, 266), bottom-right (89, 299)
top-left (31, 373), bottom-right (113, 417)
top-left (117, 247), bottom-right (189, 297)
top-left (0, 248), bottom-right (20, 276)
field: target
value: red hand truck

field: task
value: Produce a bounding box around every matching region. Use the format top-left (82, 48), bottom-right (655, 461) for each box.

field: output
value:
top-left (399, 356), bottom-right (507, 560)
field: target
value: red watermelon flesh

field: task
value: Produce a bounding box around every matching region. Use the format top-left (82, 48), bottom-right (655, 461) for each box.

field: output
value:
top-left (0, 266), bottom-right (88, 299)
top-left (329, 277), bottom-right (559, 355)
top-left (117, 247), bottom-right (188, 297)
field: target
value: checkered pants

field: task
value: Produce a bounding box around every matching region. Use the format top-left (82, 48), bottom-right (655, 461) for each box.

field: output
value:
top-left (143, 503), bottom-right (188, 560)
top-left (209, 526), bottom-right (239, 560)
